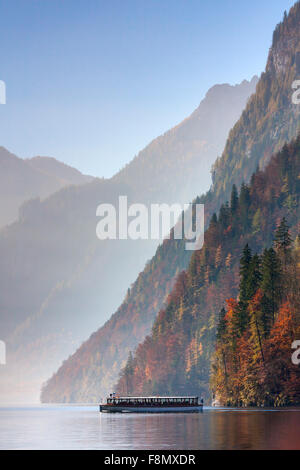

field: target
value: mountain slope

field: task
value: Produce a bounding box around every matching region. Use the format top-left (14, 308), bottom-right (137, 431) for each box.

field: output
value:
top-left (41, 2), bottom-right (300, 403)
top-left (113, 77), bottom-right (258, 204)
top-left (40, 237), bottom-right (190, 402)
top-left (115, 135), bottom-right (300, 398)
top-left (212, 1), bottom-right (300, 203)
top-left (27, 156), bottom-right (93, 186)
top-left (0, 79), bottom-right (256, 403)
top-left (0, 147), bottom-right (93, 229)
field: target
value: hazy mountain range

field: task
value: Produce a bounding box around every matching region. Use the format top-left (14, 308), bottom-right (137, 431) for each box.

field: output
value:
top-left (0, 77), bottom-right (258, 403)
top-left (0, 147), bottom-right (93, 229)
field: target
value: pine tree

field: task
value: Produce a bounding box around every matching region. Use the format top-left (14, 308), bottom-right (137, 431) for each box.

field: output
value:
top-left (216, 307), bottom-right (227, 341)
top-left (123, 351), bottom-right (135, 395)
top-left (235, 244), bottom-right (252, 334)
top-left (274, 217), bottom-right (292, 267)
top-left (219, 202), bottom-right (230, 228)
top-left (210, 213), bottom-right (218, 226)
top-left (261, 248), bottom-right (282, 331)
top-left (239, 244), bottom-right (252, 303)
top-left (247, 254), bottom-right (262, 300)
top-left (235, 247), bottom-right (261, 331)
top-left (230, 184), bottom-right (239, 214)
top-left (239, 183), bottom-right (251, 228)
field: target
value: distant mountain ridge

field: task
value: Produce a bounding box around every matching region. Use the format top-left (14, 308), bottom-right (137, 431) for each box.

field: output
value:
top-left (27, 156), bottom-right (93, 186)
top-left (0, 147), bottom-right (93, 229)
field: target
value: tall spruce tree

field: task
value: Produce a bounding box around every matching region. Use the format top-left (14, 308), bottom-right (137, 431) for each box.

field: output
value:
top-left (239, 183), bottom-right (251, 229)
top-left (217, 307), bottom-right (227, 341)
top-left (230, 184), bottom-right (239, 214)
top-left (239, 244), bottom-right (252, 303)
top-left (274, 217), bottom-right (292, 268)
top-left (235, 244), bottom-right (252, 334)
top-left (247, 254), bottom-right (262, 300)
top-left (219, 202), bottom-right (230, 228)
top-left (261, 248), bottom-right (282, 332)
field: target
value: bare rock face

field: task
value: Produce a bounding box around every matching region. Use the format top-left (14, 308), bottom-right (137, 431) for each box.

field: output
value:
top-left (212, 3), bottom-right (300, 202)
top-left (267, 5), bottom-right (300, 77)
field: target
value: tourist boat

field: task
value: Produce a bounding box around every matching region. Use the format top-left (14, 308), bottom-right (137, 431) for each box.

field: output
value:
top-left (99, 395), bottom-right (204, 413)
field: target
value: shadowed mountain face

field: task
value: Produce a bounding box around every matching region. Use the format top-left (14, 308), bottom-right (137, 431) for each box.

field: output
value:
top-left (0, 78), bottom-right (257, 403)
top-left (212, 3), bottom-right (300, 203)
top-left (0, 147), bottom-right (93, 229)
top-left (113, 77), bottom-right (259, 205)
top-left (41, 2), bottom-right (300, 404)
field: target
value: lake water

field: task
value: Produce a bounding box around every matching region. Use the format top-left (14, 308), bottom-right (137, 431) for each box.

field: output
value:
top-left (0, 405), bottom-right (300, 450)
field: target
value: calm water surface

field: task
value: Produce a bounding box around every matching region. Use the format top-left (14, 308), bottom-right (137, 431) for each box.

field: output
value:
top-left (0, 405), bottom-right (300, 450)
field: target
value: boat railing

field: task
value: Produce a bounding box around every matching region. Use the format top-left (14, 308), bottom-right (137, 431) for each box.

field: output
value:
top-left (105, 397), bottom-right (200, 406)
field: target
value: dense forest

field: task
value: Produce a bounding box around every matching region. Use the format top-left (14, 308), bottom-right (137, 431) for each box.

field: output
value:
top-left (211, 222), bottom-right (300, 406)
top-left (116, 135), bottom-right (300, 402)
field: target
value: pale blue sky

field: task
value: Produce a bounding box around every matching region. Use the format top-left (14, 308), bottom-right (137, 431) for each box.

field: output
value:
top-left (0, 0), bottom-right (296, 177)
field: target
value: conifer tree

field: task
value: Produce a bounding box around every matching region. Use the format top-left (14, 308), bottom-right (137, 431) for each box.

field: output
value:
top-left (247, 254), bottom-right (262, 300)
top-left (230, 184), bottom-right (239, 214)
top-left (239, 244), bottom-right (252, 303)
top-left (210, 213), bottom-right (218, 225)
top-left (261, 248), bottom-right (282, 331)
top-left (235, 244), bottom-right (252, 334)
top-left (216, 307), bottom-right (227, 341)
top-left (274, 217), bottom-right (292, 267)
top-left (239, 183), bottom-right (251, 228)
top-left (219, 202), bottom-right (230, 228)
top-left (122, 351), bottom-right (135, 395)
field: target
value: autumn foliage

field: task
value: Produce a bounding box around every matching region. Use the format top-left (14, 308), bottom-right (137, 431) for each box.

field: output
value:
top-left (211, 223), bottom-right (300, 406)
top-left (117, 135), bottom-right (300, 403)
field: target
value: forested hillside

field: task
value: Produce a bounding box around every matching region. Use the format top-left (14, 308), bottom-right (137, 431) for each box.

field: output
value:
top-left (116, 135), bottom-right (300, 399)
top-left (42, 2), bottom-right (300, 403)
top-left (211, 222), bottom-right (300, 406)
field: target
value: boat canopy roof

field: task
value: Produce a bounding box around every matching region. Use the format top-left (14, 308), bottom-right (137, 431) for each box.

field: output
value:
top-left (107, 396), bottom-right (199, 400)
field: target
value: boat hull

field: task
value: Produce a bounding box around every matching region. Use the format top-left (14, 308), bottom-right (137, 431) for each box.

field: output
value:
top-left (99, 405), bottom-right (203, 413)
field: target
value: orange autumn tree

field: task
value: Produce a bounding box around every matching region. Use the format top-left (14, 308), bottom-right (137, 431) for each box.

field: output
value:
top-left (264, 302), bottom-right (300, 406)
